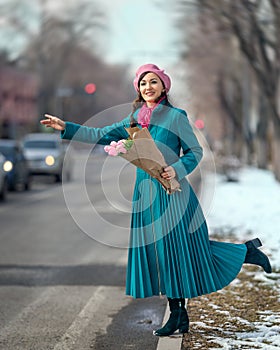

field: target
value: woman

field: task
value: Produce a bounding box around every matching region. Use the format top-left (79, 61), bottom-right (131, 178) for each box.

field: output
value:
top-left (41, 63), bottom-right (272, 336)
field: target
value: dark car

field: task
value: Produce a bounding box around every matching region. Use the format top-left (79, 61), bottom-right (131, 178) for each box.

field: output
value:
top-left (0, 139), bottom-right (31, 191)
top-left (0, 152), bottom-right (8, 200)
top-left (22, 133), bottom-right (73, 182)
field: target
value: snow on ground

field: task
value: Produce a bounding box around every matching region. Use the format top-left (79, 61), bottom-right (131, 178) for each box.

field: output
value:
top-left (183, 166), bottom-right (280, 349)
top-left (205, 166), bottom-right (280, 269)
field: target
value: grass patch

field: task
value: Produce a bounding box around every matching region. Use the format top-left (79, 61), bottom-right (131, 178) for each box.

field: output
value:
top-left (182, 236), bottom-right (280, 349)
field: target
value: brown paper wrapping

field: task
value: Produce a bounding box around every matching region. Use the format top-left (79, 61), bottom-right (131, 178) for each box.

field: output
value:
top-left (122, 126), bottom-right (181, 194)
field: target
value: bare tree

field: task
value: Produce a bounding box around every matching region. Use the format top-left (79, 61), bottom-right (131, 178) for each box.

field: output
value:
top-left (180, 11), bottom-right (254, 165)
top-left (192, 0), bottom-right (280, 180)
top-left (0, 0), bottom-right (105, 125)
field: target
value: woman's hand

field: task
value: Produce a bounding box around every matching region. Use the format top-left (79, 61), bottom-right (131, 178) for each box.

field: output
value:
top-left (161, 166), bottom-right (176, 181)
top-left (40, 114), bottom-right (66, 131)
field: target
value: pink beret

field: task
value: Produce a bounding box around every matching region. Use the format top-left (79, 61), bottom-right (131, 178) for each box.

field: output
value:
top-left (133, 63), bottom-right (171, 93)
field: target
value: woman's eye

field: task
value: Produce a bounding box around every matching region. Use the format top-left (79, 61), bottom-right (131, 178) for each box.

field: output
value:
top-left (151, 80), bottom-right (158, 84)
top-left (140, 82), bottom-right (146, 86)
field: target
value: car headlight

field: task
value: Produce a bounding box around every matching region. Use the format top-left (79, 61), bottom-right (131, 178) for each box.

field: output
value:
top-left (45, 155), bottom-right (55, 166)
top-left (3, 160), bottom-right (13, 172)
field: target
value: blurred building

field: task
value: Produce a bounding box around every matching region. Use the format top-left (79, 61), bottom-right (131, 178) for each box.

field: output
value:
top-left (0, 66), bottom-right (38, 139)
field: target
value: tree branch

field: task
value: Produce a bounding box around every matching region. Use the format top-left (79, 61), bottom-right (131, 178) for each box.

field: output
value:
top-left (268, 0), bottom-right (280, 76)
top-left (218, 75), bottom-right (242, 131)
top-left (242, 0), bottom-right (273, 75)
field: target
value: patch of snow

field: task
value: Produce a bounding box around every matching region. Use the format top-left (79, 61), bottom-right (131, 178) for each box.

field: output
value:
top-left (232, 317), bottom-right (251, 325)
top-left (208, 303), bottom-right (221, 310)
top-left (191, 321), bottom-right (213, 329)
top-left (216, 310), bottom-right (230, 315)
top-left (205, 167), bottom-right (280, 269)
top-left (262, 314), bottom-right (280, 324)
top-left (200, 167), bottom-right (280, 348)
top-left (236, 324), bottom-right (280, 346)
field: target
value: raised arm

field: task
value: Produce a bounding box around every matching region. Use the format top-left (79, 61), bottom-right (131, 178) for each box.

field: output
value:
top-left (41, 114), bottom-right (131, 145)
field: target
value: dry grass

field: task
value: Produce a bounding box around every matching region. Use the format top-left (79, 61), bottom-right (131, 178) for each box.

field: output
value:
top-left (182, 263), bottom-right (280, 349)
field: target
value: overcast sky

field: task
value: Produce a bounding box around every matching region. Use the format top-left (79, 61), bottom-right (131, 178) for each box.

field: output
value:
top-left (99, 0), bottom-right (181, 68)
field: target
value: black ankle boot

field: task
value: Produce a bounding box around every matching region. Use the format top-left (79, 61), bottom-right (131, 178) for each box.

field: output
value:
top-left (244, 238), bottom-right (272, 273)
top-left (154, 298), bottom-right (189, 336)
top-left (177, 298), bottom-right (189, 333)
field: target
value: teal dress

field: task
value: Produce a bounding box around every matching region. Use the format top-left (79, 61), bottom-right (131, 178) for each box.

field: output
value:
top-left (61, 100), bottom-right (247, 299)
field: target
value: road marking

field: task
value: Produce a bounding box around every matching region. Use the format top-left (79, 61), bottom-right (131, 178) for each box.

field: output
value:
top-left (53, 286), bottom-right (105, 350)
top-left (0, 286), bottom-right (130, 349)
top-left (156, 301), bottom-right (187, 350)
top-left (0, 286), bottom-right (59, 338)
top-left (53, 286), bottom-right (130, 350)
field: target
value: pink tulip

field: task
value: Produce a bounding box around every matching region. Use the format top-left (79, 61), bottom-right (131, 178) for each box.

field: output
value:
top-left (116, 144), bottom-right (127, 153)
top-left (104, 139), bottom-right (131, 156)
top-left (108, 147), bottom-right (118, 156)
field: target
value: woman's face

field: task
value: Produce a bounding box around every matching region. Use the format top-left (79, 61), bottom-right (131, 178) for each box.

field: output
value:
top-left (139, 72), bottom-right (164, 105)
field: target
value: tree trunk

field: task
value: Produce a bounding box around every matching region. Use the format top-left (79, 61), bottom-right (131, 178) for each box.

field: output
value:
top-left (272, 120), bottom-right (280, 182)
top-left (256, 137), bottom-right (268, 169)
top-left (256, 95), bottom-right (269, 169)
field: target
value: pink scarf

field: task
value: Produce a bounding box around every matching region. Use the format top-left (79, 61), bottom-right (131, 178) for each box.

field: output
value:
top-left (138, 97), bottom-right (166, 128)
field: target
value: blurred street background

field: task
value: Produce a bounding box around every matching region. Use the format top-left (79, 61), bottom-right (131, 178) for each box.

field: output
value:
top-left (0, 0), bottom-right (279, 349)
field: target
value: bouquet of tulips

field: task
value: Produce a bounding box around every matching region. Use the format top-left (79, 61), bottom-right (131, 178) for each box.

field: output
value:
top-left (104, 126), bottom-right (181, 194)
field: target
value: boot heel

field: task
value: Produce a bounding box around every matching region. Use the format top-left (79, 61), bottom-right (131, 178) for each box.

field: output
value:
top-left (244, 237), bottom-right (272, 273)
top-left (179, 323), bottom-right (189, 334)
top-left (251, 238), bottom-right (262, 248)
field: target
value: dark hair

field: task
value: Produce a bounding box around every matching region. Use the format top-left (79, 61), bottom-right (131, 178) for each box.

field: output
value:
top-left (130, 71), bottom-right (169, 127)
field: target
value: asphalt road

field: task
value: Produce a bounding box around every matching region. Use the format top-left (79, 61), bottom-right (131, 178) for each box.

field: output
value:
top-left (0, 150), bottom-right (166, 350)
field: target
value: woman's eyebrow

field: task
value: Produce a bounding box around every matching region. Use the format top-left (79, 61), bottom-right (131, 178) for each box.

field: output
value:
top-left (141, 77), bottom-right (158, 82)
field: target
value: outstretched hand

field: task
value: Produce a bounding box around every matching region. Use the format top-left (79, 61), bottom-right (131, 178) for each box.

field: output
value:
top-left (40, 114), bottom-right (66, 131)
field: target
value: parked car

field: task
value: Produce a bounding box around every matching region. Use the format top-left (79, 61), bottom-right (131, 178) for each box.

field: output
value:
top-left (0, 139), bottom-right (31, 191)
top-left (22, 133), bottom-right (73, 182)
top-left (0, 152), bottom-right (8, 200)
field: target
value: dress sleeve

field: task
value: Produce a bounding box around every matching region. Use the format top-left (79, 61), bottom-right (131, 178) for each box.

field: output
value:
top-left (61, 116), bottom-right (131, 145)
top-left (171, 110), bottom-right (203, 181)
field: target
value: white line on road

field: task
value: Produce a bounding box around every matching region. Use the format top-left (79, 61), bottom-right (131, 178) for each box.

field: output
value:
top-left (53, 286), bottom-right (131, 350)
top-left (0, 286), bottom-right (59, 338)
top-left (0, 286), bottom-right (130, 349)
top-left (53, 286), bottom-right (105, 350)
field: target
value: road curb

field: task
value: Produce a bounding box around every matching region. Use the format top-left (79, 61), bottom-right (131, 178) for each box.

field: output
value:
top-left (156, 303), bottom-right (184, 350)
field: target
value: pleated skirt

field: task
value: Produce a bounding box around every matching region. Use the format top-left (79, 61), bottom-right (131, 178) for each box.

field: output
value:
top-left (125, 169), bottom-right (247, 299)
